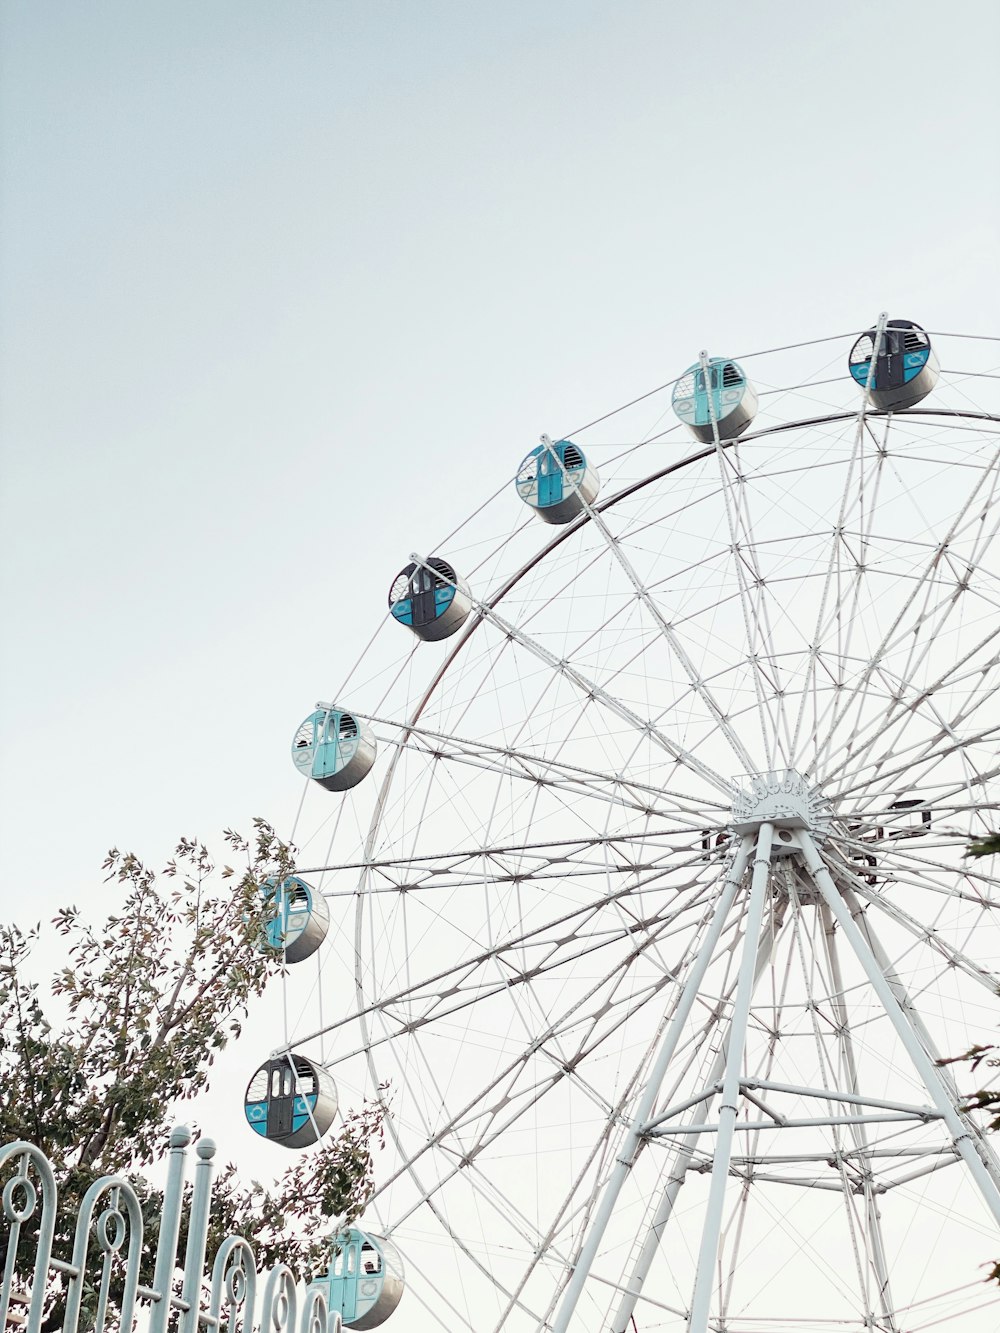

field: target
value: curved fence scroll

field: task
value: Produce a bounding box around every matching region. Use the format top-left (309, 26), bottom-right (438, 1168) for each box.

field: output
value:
top-left (1, 1130), bottom-right (343, 1333)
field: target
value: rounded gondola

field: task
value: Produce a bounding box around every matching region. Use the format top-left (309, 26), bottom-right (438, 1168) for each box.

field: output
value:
top-left (279, 328), bottom-right (1000, 1331)
top-left (671, 357), bottom-right (758, 442)
top-left (310, 1229), bottom-right (405, 1330)
top-left (243, 1055), bottom-right (337, 1149)
top-left (291, 707), bottom-right (376, 792)
top-left (388, 557), bottom-right (472, 641)
top-left (515, 437), bottom-right (599, 525)
top-left (259, 875), bottom-right (330, 964)
top-left (848, 318), bottom-right (938, 410)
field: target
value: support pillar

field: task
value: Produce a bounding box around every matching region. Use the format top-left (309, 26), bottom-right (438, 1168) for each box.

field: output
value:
top-left (549, 836), bottom-right (754, 1333)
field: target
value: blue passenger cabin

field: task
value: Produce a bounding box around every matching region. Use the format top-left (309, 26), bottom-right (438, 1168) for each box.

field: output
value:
top-left (259, 875), bottom-right (330, 964)
top-left (310, 1229), bottom-right (405, 1329)
top-left (244, 1055), bottom-right (338, 1149)
top-left (291, 707), bottom-right (377, 792)
top-left (848, 318), bottom-right (938, 410)
top-left (388, 557), bottom-right (472, 641)
top-left (515, 437), bottom-right (599, 525)
top-left (671, 358), bottom-right (758, 443)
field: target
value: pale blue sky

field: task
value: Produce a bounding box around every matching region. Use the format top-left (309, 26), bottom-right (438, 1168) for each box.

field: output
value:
top-left (2, 0), bottom-right (999, 1263)
top-left (3, 2), bottom-right (997, 885)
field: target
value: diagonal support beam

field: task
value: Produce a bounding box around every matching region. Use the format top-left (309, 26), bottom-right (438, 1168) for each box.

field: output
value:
top-left (549, 835), bottom-right (755, 1333)
top-left (834, 876), bottom-right (1000, 1186)
top-left (687, 822), bottom-right (774, 1333)
top-left (409, 552), bottom-right (732, 796)
top-left (819, 897), bottom-right (899, 1331)
top-left (609, 893), bottom-right (784, 1333)
top-left (539, 434), bottom-right (758, 775)
top-left (798, 831), bottom-right (1000, 1226)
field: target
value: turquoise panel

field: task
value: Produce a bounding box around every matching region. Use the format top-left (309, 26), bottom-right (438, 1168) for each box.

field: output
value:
top-left (691, 366), bottom-right (736, 425)
top-left (309, 711), bottom-right (355, 780)
top-left (534, 441), bottom-right (585, 509)
top-left (538, 454), bottom-right (564, 507)
top-left (903, 348), bottom-right (930, 375)
top-left (390, 584), bottom-right (455, 624)
top-left (262, 876), bottom-right (313, 950)
top-left (851, 344), bottom-right (929, 387)
top-left (245, 1101), bottom-right (268, 1136)
top-left (291, 1093), bottom-right (318, 1133)
top-left (313, 1230), bottom-right (382, 1323)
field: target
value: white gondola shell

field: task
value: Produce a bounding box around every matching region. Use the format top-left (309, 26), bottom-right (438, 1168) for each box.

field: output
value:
top-left (244, 1055), bottom-right (338, 1149)
top-left (515, 438), bottom-right (599, 525)
top-left (291, 708), bottom-right (376, 792)
top-left (310, 1230), bottom-right (405, 1330)
top-left (848, 319), bottom-right (938, 411)
top-left (259, 875), bottom-right (330, 964)
top-left (388, 557), bottom-right (472, 642)
top-left (672, 358), bottom-right (758, 443)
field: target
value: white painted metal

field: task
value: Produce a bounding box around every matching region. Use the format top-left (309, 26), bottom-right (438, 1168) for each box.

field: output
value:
top-left (608, 896), bottom-right (785, 1333)
top-left (836, 877), bottom-right (1000, 1186)
top-left (548, 836), bottom-right (754, 1333)
top-left (0, 1130), bottom-right (341, 1333)
top-left (687, 822), bottom-right (773, 1333)
top-left (278, 331), bottom-right (1000, 1331)
top-left (406, 551), bottom-right (733, 795)
top-left (798, 830), bottom-right (1000, 1224)
top-left (538, 433), bottom-right (760, 776)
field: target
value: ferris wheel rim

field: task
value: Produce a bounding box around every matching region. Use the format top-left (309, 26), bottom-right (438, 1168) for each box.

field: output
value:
top-left (375, 402), bottom-right (1000, 760)
top-left (290, 347), bottom-right (1000, 1331)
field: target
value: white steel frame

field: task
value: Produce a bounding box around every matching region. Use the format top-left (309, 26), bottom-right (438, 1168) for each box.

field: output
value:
top-left (280, 333), bottom-right (1000, 1332)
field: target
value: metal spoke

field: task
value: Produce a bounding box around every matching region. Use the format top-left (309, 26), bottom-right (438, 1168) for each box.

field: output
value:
top-left (407, 552), bottom-right (733, 796)
top-left (539, 434), bottom-right (759, 774)
top-left (279, 342), bottom-right (1000, 1331)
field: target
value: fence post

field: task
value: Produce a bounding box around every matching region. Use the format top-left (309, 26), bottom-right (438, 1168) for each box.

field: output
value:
top-left (148, 1127), bottom-right (191, 1333)
top-left (179, 1137), bottom-right (215, 1333)
top-left (0, 1144), bottom-right (58, 1333)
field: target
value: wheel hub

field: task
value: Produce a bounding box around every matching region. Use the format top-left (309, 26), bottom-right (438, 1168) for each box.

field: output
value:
top-left (729, 769), bottom-right (831, 847)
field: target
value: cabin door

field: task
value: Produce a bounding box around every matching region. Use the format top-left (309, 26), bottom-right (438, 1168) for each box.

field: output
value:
top-left (339, 1236), bottom-right (363, 1321)
top-left (410, 567), bottom-right (438, 627)
top-left (266, 1060), bottom-right (295, 1138)
top-left (537, 449), bottom-right (563, 508)
top-left (878, 327), bottom-right (906, 390)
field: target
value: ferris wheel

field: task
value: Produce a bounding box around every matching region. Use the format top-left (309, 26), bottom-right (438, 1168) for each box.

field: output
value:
top-left (252, 318), bottom-right (1000, 1332)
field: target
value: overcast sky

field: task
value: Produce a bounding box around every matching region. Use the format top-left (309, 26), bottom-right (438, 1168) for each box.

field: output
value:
top-left (3, 0), bottom-right (998, 903)
top-left (2, 1), bottom-right (999, 1316)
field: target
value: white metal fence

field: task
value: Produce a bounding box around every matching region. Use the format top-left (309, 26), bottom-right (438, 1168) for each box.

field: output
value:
top-left (0, 1128), bottom-right (341, 1333)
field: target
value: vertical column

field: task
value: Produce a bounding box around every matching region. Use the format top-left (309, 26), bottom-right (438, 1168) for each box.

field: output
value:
top-left (611, 894), bottom-right (783, 1333)
top-left (180, 1138), bottom-right (216, 1333)
top-left (687, 822), bottom-right (774, 1333)
top-left (149, 1127), bottom-right (191, 1333)
top-left (550, 835), bottom-right (754, 1333)
top-left (819, 900), bottom-right (899, 1332)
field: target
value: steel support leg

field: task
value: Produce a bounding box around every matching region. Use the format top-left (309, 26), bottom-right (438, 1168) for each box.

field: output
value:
top-left (610, 894), bottom-right (783, 1333)
top-left (549, 836), bottom-right (754, 1333)
top-left (800, 832), bottom-right (1000, 1226)
top-left (687, 822), bottom-right (774, 1333)
top-left (819, 899), bottom-right (899, 1332)
top-left (838, 879), bottom-right (1000, 1188)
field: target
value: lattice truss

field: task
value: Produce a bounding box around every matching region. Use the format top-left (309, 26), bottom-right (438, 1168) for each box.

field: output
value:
top-left (275, 328), bottom-right (1000, 1333)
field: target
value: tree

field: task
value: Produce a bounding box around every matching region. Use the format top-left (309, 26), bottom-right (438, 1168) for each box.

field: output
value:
top-left (936, 830), bottom-right (1000, 1281)
top-left (0, 821), bottom-right (390, 1327)
top-left (968, 832), bottom-right (1000, 859)
top-left (958, 831), bottom-right (1000, 1125)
